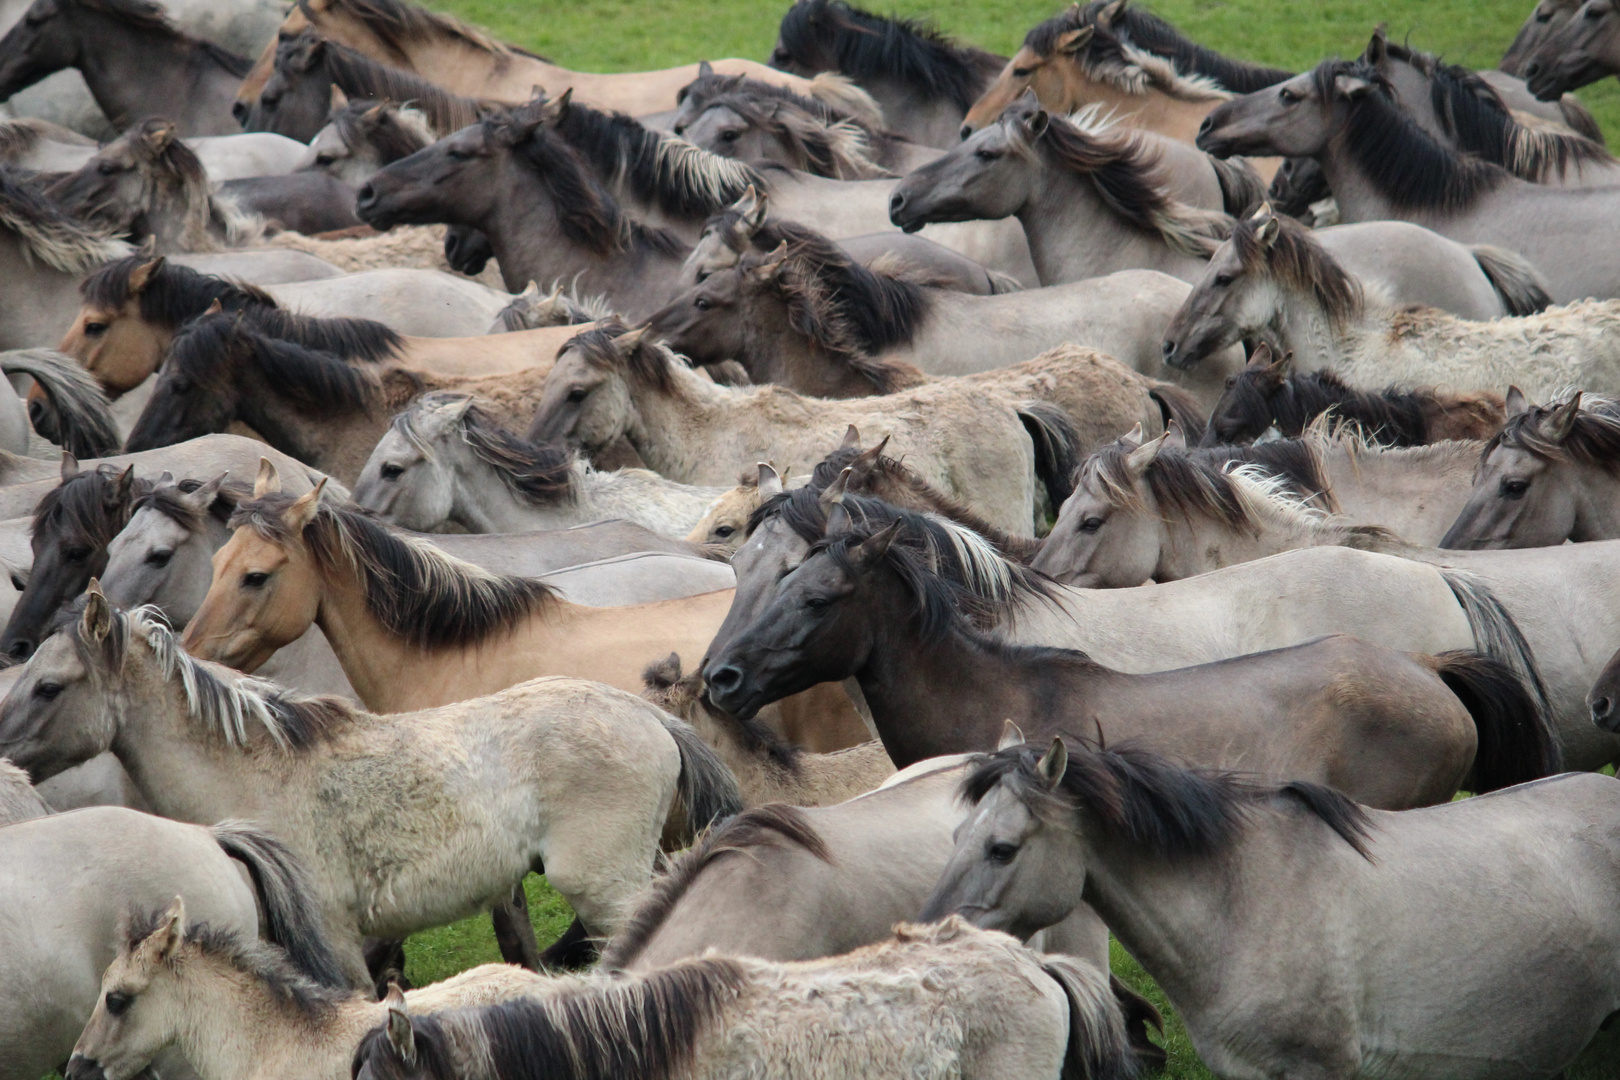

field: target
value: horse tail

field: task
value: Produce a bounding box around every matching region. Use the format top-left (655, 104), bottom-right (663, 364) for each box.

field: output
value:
top-left (209, 819), bottom-right (350, 989)
top-left (1440, 568), bottom-right (1554, 731)
top-left (986, 268), bottom-right (1025, 294)
top-left (1557, 94), bottom-right (1606, 146)
top-left (1148, 383), bottom-right (1207, 446)
top-left (1468, 244), bottom-right (1553, 316)
top-left (1209, 155), bottom-right (1268, 217)
top-left (1432, 650), bottom-right (1562, 791)
top-left (658, 714), bottom-right (744, 844)
top-left (1, 349), bottom-right (119, 458)
top-left (1040, 955), bottom-right (1143, 1080)
top-left (1017, 401), bottom-right (1083, 512)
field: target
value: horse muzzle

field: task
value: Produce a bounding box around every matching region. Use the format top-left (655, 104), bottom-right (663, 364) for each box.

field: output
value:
top-left (701, 662), bottom-right (764, 720)
top-left (1591, 693), bottom-right (1620, 732)
top-left (64, 1055), bottom-right (109, 1080)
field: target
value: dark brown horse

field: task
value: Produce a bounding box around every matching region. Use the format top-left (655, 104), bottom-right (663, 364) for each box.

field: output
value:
top-left (703, 499), bottom-right (1556, 805)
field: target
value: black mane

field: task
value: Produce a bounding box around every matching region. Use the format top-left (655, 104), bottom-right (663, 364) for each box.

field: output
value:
top-left (1080, 1), bottom-right (1293, 92)
top-left (164, 315), bottom-right (380, 414)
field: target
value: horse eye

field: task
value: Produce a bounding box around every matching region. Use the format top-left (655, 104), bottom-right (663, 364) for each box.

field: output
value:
top-left (1214, 274), bottom-right (1235, 287)
top-left (714, 525), bottom-right (735, 538)
top-left (145, 549), bottom-right (173, 567)
top-left (1224, 375), bottom-right (1238, 388)
top-left (1012, 66), bottom-right (1035, 78)
top-left (64, 546), bottom-right (91, 563)
top-left (975, 149), bottom-right (1000, 162)
top-left (242, 572), bottom-right (270, 588)
top-left (9, 574), bottom-right (23, 591)
top-left (314, 154), bottom-right (336, 166)
top-left (379, 463), bottom-right (405, 481)
top-left (445, 148), bottom-right (471, 162)
top-left (1079, 517), bottom-right (1105, 534)
top-left (565, 387), bottom-right (589, 404)
top-left (97, 162), bottom-right (119, 175)
top-left (104, 990), bottom-right (132, 1016)
top-left (84, 321), bottom-right (108, 337)
top-left (170, 379), bottom-right (192, 394)
top-left (987, 841), bottom-right (1018, 864)
top-left (694, 297), bottom-right (711, 311)
top-left (804, 595), bottom-right (831, 612)
top-left (34, 682), bottom-right (62, 701)
top-left (721, 129), bottom-right (740, 142)
top-left (1500, 478), bottom-right (1531, 499)
top-left (1279, 87), bottom-right (1300, 104)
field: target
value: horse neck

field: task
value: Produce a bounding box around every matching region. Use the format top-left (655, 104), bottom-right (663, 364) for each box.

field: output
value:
top-left (316, 12), bottom-right (562, 98)
top-left (574, 465), bottom-right (709, 528)
top-left (739, 295), bottom-right (882, 398)
top-left (1019, 160), bottom-right (1198, 283)
top-left (0, 229), bottom-right (86, 350)
top-left (448, 449), bottom-right (579, 533)
top-left (1059, 71), bottom-right (1216, 142)
top-left (1565, 462), bottom-right (1620, 541)
top-left (1269, 288), bottom-right (1357, 370)
top-left (167, 960), bottom-right (377, 1080)
top-left (618, 365), bottom-right (753, 479)
top-left (1315, 132), bottom-right (1410, 224)
top-left (1150, 496), bottom-right (1325, 580)
top-left (70, 14), bottom-right (229, 130)
top-left (233, 373), bottom-right (386, 484)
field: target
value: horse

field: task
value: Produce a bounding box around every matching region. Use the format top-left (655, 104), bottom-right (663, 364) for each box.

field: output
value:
top-left (891, 95), bottom-right (1268, 289)
top-left (0, 167), bottom-right (129, 350)
top-left (0, 806), bottom-right (346, 1080)
top-left (1201, 346), bottom-right (1506, 448)
top-left (234, 0), bottom-right (813, 119)
top-left (1196, 56), bottom-right (1620, 304)
top-left (305, 98), bottom-right (436, 187)
top-left (1037, 430), bottom-right (1620, 768)
top-left (703, 501), bottom-right (1555, 801)
top-left (0, 754), bottom-right (47, 823)
top-left (46, 118), bottom-right (260, 253)
top-left (1, 587), bottom-right (744, 987)
top-left (922, 739), bottom-right (1620, 1080)
top-left (527, 321), bottom-right (1107, 537)
top-left (1162, 203), bottom-right (1552, 375)
top-left (353, 391), bottom-right (729, 536)
top-left (1505, 0), bottom-right (1584, 75)
top-left (1440, 389), bottom-right (1620, 549)
top-left (768, 0), bottom-right (1006, 148)
top-left (1523, 0), bottom-right (1620, 97)
top-left (67, 909), bottom-right (552, 1080)
top-left (647, 229), bottom-right (1244, 406)
top-left (352, 916), bottom-right (1135, 1080)
top-left (0, 0), bottom-right (249, 136)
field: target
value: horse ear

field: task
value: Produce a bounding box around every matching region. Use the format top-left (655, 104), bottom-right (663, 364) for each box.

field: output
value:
top-left (818, 465), bottom-right (853, 508)
top-left (185, 472), bottom-right (228, 510)
top-left (1097, 0), bottom-right (1127, 26)
top-left (329, 84), bottom-right (349, 111)
top-left (126, 256), bottom-right (165, 294)
top-left (612, 324), bottom-right (650, 355)
top-left (1055, 25), bottom-right (1094, 54)
top-left (745, 241), bottom-right (790, 283)
top-left (850, 434), bottom-right (890, 483)
top-left (839, 424), bottom-right (861, 450)
top-left (362, 101), bottom-right (387, 123)
top-left (60, 451), bottom-right (79, 481)
top-left (285, 478), bottom-right (327, 532)
top-left (539, 86), bottom-right (574, 127)
top-left (1546, 393), bottom-right (1583, 443)
top-left (1244, 341), bottom-right (1275, 371)
top-left (518, 280), bottom-right (542, 300)
top-left (734, 184), bottom-right (768, 233)
top-left (998, 719), bottom-right (1027, 750)
top-left (254, 458), bottom-right (281, 497)
top-left (1504, 386), bottom-right (1529, 417)
top-left (1333, 73), bottom-right (1376, 100)
top-left (386, 1005), bottom-right (418, 1065)
top-left (756, 462), bottom-right (783, 497)
top-left (1124, 431), bottom-right (1168, 480)
top-left (1118, 422), bottom-right (1145, 449)
top-left (699, 60), bottom-right (715, 78)
top-left (146, 896), bottom-right (186, 965)
top-left (1037, 737), bottom-right (1069, 789)
top-left (203, 297), bottom-right (224, 316)
top-left (1362, 24), bottom-right (1389, 65)
top-left (111, 465), bottom-right (135, 501)
top-left (1254, 205), bottom-right (1281, 247)
top-left (81, 580), bottom-right (114, 644)
top-left (382, 981), bottom-right (406, 1009)
top-left (1163, 419), bottom-right (1186, 450)
top-left (849, 518), bottom-right (902, 568)
top-left (141, 121), bottom-right (177, 154)
top-left (1022, 108), bottom-right (1051, 141)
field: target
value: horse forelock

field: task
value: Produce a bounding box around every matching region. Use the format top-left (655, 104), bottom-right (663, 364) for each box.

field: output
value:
top-left (601, 805), bottom-right (830, 970)
top-left (1491, 396), bottom-right (1620, 470)
top-left (568, 320), bottom-right (685, 393)
top-left (762, 233), bottom-right (929, 364)
top-left (34, 465), bottom-right (146, 544)
top-left (1232, 213), bottom-right (1363, 326)
top-left (0, 168), bottom-right (130, 273)
top-left (132, 476), bottom-right (245, 534)
top-left (331, 100), bottom-right (435, 164)
top-left (230, 495), bottom-right (560, 650)
top-left (1024, 5), bottom-right (1230, 101)
top-left (777, 0), bottom-right (990, 111)
top-left (1082, 442), bottom-right (1265, 534)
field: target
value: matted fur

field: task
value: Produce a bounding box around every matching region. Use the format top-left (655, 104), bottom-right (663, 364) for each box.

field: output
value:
top-left (228, 493), bottom-right (559, 650)
top-left (1231, 212), bottom-right (1363, 327)
top-left (962, 740), bottom-right (1374, 860)
top-left (396, 391), bottom-right (578, 504)
top-left (1486, 394), bottom-right (1620, 471)
top-left (0, 167), bottom-right (130, 273)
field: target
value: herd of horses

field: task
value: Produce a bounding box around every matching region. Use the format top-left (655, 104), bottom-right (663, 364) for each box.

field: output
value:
top-left (2, 0), bottom-right (1620, 1077)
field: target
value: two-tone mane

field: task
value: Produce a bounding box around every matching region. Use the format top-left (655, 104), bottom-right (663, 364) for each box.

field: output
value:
top-left (328, 99), bottom-right (436, 163)
top-left (228, 493), bottom-right (560, 650)
top-left (961, 739), bottom-right (1374, 858)
top-left (1022, 5), bottom-right (1231, 101)
top-left (1079, 0), bottom-right (1293, 93)
top-left (686, 89), bottom-right (894, 179)
top-left (773, 0), bottom-right (1002, 112)
top-left (309, 0), bottom-right (533, 62)
top-left (1230, 211), bottom-right (1363, 327)
top-left (396, 391), bottom-right (579, 504)
top-left (0, 167), bottom-right (130, 273)
top-left (1312, 58), bottom-right (1508, 213)
top-left (1484, 395), bottom-right (1620, 470)
top-left (277, 31), bottom-right (489, 135)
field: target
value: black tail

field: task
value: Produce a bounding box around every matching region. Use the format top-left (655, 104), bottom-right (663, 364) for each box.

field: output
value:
top-left (658, 714), bottom-right (744, 844)
top-left (1434, 651), bottom-right (1562, 792)
top-left (210, 819), bottom-right (350, 989)
top-left (1149, 383), bottom-right (1207, 445)
top-left (1040, 955), bottom-right (1142, 1080)
top-left (1439, 569), bottom-right (1554, 726)
top-left (1018, 401), bottom-right (1084, 511)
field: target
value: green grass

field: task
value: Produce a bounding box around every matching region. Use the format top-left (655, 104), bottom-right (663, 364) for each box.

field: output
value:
top-left (429, 0), bottom-right (1620, 144)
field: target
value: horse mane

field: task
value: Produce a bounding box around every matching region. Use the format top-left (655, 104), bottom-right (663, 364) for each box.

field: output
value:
top-left (691, 91), bottom-right (892, 179)
top-left (1023, 5), bottom-right (1230, 101)
top-left (229, 494), bottom-right (560, 650)
top-left (549, 95), bottom-right (761, 219)
top-left (962, 740), bottom-right (1374, 859)
top-left (504, 118), bottom-right (687, 258)
top-left (1223, 366), bottom-right (1432, 445)
top-left (600, 804), bottom-right (831, 970)
top-left (1081, 0), bottom-right (1293, 93)
top-left (678, 72), bottom-right (864, 128)
top-left (122, 907), bottom-right (348, 1019)
top-left (746, 230), bottom-right (929, 362)
top-left (56, 118), bottom-right (217, 251)
top-left (353, 958), bottom-right (748, 1080)
top-left (330, 99), bottom-right (435, 164)
top-left (1312, 58), bottom-right (1508, 213)
top-left (774, 0), bottom-right (999, 112)
top-left (398, 390), bottom-right (578, 504)
top-left (82, 606), bottom-right (355, 752)
top-left (164, 315), bottom-right (382, 413)
top-left (131, 477), bottom-right (245, 534)
top-left (315, 0), bottom-right (520, 61)
top-left (1383, 40), bottom-right (1614, 183)
top-left (33, 464), bottom-right (148, 547)
top-left (314, 35), bottom-right (488, 135)
top-left (1191, 437), bottom-right (1336, 505)
top-left (1231, 212), bottom-right (1363, 327)
top-left (1487, 395), bottom-right (1620, 471)
top-left (567, 319), bottom-right (687, 393)
top-left (0, 167), bottom-right (130, 273)
top-left (73, 0), bottom-right (251, 76)
top-left (1029, 109), bottom-right (1232, 256)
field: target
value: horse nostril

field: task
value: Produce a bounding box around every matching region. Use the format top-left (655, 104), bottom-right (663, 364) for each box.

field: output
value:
top-left (1594, 696), bottom-right (1613, 720)
top-left (888, 192), bottom-right (905, 215)
top-left (706, 664), bottom-right (744, 694)
top-left (1161, 339), bottom-right (1176, 360)
top-left (958, 124), bottom-right (973, 141)
top-left (1198, 115), bottom-right (1215, 136)
top-left (356, 182), bottom-right (376, 207)
top-left (6, 639), bottom-right (32, 660)
top-left (1523, 61), bottom-right (1542, 79)
top-left (232, 100), bottom-right (249, 124)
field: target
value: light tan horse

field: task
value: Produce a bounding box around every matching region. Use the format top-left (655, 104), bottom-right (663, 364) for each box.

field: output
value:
top-left (69, 902), bottom-right (550, 1080)
top-left (235, 0), bottom-right (813, 116)
top-left (179, 462), bottom-right (739, 713)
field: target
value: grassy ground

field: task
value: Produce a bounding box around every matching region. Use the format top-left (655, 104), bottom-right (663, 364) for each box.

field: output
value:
top-left (431, 0), bottom-right (1620, 143)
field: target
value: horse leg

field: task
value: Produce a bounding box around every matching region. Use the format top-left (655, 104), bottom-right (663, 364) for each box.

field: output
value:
top-left (362, 937), bottom-right (410, 995)
top-left (490, 883), bottom-right (543, 971)
top-left (537, 915), bottom-right (598, 970)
